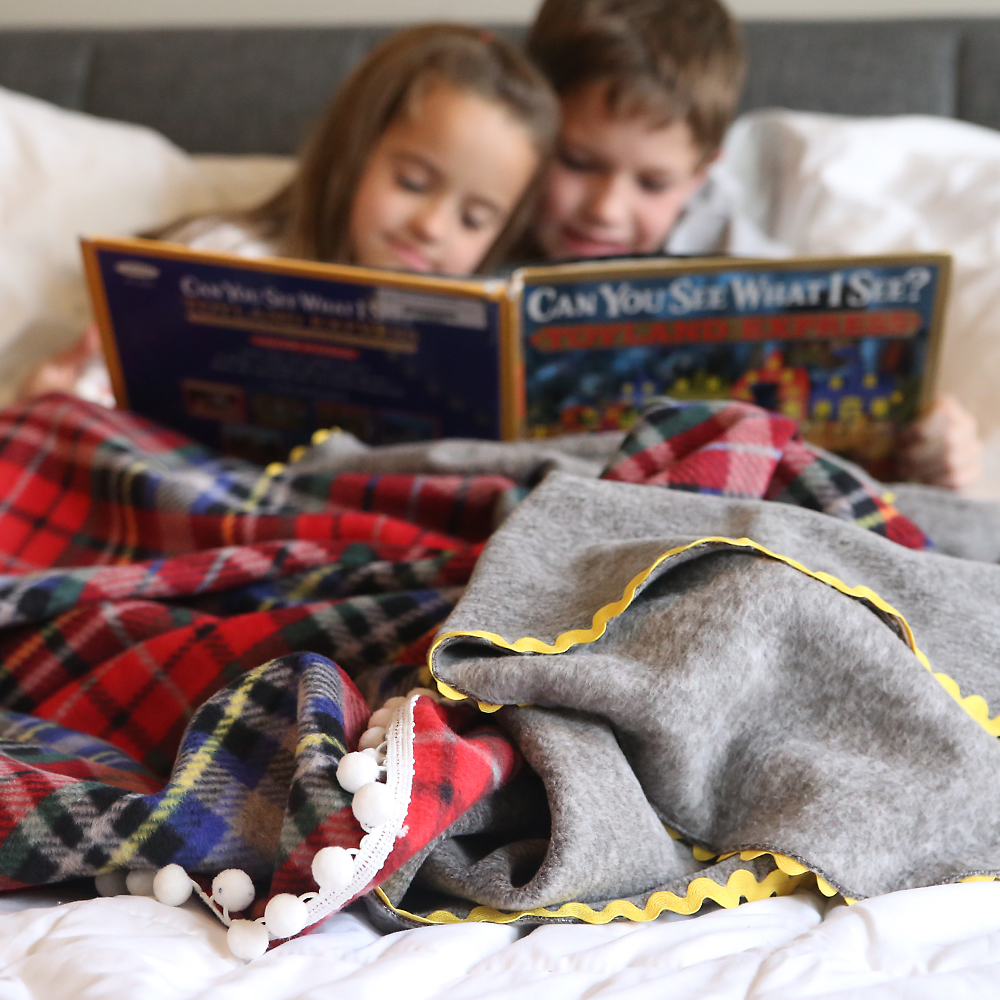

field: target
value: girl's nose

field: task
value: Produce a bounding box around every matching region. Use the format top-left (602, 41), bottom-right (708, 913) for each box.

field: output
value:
top-left (408, 198), bottom-right (451, 243)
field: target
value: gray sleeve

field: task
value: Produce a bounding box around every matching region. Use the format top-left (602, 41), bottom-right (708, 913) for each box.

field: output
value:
top-left (889, 482), bottom-right (1000, 562)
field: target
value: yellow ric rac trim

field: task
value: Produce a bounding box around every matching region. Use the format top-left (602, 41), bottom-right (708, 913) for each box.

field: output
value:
top-left (429, 535), bottom-right (1000, 737)
top-left (374, 862), bottom-right (803, 926)
top-left (739, 850), bottom-right (810, 876)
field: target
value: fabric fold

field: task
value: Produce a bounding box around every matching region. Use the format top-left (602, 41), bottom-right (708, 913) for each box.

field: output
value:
top-left (428, 473), bottom-right (1000, 905)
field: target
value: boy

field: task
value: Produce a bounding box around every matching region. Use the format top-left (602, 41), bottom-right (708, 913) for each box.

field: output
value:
top-left (523, 0), bottom-right (981, 490)
top-left (525, 0), bottom-right (742, 260)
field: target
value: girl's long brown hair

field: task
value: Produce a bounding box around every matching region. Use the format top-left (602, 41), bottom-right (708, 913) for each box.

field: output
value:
top-left (242, 24), bottom-right (558, 274)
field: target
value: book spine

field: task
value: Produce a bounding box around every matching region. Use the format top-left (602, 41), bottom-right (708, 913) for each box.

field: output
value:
top-left (500, 277), bottom-right (526, 440)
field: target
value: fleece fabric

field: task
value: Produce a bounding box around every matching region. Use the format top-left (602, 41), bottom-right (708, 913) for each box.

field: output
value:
top-left (3, 391), bottom-right (1000, 931)
top-left (396, 472), bottom-right (1000, 926)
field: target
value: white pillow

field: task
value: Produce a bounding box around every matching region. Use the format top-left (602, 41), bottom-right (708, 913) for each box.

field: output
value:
top-left (191, 155), bottom-right (295, 216)
top-left (717, 110), bottom-right (1000, 454)
top-left (0, 86), bottom-right (294, 406)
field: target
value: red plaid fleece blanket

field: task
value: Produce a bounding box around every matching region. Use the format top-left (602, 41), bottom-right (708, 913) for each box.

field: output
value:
top-left (601, 399), bottom-right (930, 550)
top-left (0, 394), bottom-right (928, 908)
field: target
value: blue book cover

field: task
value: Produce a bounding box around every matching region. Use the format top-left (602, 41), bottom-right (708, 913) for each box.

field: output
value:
top-left (83, 237), bottom-right (514, 463)
top-left (514, 254), bottom-right (949, 478)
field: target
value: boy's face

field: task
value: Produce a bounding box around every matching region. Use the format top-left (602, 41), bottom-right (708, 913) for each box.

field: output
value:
top-left (535, 81), bottom-right (710, 259)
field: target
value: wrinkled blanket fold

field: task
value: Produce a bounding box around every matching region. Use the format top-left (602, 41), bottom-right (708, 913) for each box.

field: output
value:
top-left (2, 392), bottom-right (1000, 932)
top-left (421, 473), bottom-right (1000, 920)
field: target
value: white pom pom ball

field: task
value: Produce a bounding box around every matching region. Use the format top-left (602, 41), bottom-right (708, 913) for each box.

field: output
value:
top-left (264, 893), bottom-right (309, 938)
top-left (357, 726), bottom-right (386, 751)
top-left (383, 696), bottom-right (406, 713)
top-left (368, 706), bottom-right (392, 729)
top-left (152, 864), bottom-right (193, 906)
top-left (227, 919), bottom-right (270, 961)
top-left (336, 751), bottom-right (380, 793)
top-left (352, 780), bottom-right (394, 830)
top-left (125, 870), bottom-right (157, 896)
top-left (311, 846), bottom-right (355, 891)
top-left (212, 868), bottom-right (256, 912)
top-left (95, 871), bottom-right (128, 897)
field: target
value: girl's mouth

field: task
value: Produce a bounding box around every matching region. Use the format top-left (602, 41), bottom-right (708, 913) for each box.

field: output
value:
top-left (385, 236), bottom-right (435, 273)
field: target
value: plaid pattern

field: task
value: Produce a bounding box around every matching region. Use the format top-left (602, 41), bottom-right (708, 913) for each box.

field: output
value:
top-left (0, 392), bottom-right (931, 908)
top-left (602, 400), bottom-right (931, 550)
top-left (271, 696), bottom-right (520, 897)
top-left (0, 395), bottom-right (505, 573)
top-left (0, 651), bottom-right (367, 888)
top-left (0, 395), bottom-right (510, 895)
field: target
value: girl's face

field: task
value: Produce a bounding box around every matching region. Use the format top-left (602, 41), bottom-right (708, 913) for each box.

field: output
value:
top-left (349, 80), bottom-right (539, 276)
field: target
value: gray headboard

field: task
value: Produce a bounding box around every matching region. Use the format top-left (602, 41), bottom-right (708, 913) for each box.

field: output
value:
top-left (1, 20), bottom-right (998, 155)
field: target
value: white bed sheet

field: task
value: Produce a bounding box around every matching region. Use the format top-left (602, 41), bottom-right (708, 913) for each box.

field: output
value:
top-left (3, 883), bottom-right (1000, 998)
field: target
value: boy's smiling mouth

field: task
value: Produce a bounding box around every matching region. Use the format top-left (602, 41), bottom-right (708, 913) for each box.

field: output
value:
top-left (558, 224), bottom-right (632, 258)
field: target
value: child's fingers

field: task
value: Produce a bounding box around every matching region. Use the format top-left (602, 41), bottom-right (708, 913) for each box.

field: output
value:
top-left (17, 329), bottom-right (104, 401)
top-left (898, 395), bottom-right (982, 490)
top-left (83, 322), bottom-right (102, 354)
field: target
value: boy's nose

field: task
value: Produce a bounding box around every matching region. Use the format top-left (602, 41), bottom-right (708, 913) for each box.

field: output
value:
top-left (583, 173), bottom-right (631, 228)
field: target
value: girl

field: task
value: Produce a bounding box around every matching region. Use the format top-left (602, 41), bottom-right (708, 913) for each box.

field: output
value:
top-left (22, 24), bottom-right (559, 398)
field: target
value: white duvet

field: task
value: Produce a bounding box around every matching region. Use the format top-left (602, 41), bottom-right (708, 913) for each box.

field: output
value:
top-left (4, 883), bottom-right (1000, 998)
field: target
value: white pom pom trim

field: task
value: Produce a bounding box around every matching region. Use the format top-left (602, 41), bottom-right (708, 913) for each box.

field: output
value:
top-left (145, 691), bottom-right (419, 960)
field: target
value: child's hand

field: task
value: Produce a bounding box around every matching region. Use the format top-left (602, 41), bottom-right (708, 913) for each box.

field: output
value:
top-left (896, 395), bottom-right (982, 491)
top-left (18, 324), bottom-right (102, 401)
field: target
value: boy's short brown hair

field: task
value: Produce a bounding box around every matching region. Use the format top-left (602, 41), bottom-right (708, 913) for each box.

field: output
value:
top-left (527, 0), bottom-right (745, 162)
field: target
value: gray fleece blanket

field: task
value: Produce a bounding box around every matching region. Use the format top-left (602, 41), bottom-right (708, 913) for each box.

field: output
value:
top-left (369, 472), bottom-right (1000, 928)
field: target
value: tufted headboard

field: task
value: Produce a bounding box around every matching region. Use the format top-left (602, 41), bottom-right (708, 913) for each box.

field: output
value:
top-left (1, 19), bottom-right (999, 154)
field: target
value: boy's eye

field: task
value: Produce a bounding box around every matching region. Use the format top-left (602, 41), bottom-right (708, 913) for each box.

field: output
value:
top-left (638, 174), bottom-right (672, 194)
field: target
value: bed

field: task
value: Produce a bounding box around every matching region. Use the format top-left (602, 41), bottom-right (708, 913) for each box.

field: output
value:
top-left (4, 17), bottom-right (1000, 999)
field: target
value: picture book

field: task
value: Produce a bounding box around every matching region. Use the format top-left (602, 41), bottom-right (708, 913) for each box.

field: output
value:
top-left (82, 237), bottom-right (950, 476)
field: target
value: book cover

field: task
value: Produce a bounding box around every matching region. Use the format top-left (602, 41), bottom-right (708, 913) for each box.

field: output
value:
top-left (83, 237), bottom-right (949, 476)
top-left (82, 237), bottom-right (511, 463)
top-left (515, 254), bottom-right (950, 477)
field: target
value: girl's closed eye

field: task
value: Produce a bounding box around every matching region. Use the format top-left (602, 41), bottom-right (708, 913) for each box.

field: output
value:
top-left (461, 201), bottom-right (500, 232)
top-left (393, 156), bottom-right (436, 194)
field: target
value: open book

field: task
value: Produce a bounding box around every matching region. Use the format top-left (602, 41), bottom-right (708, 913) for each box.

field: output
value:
top-left (82, 237), bottom-right (949, 476)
